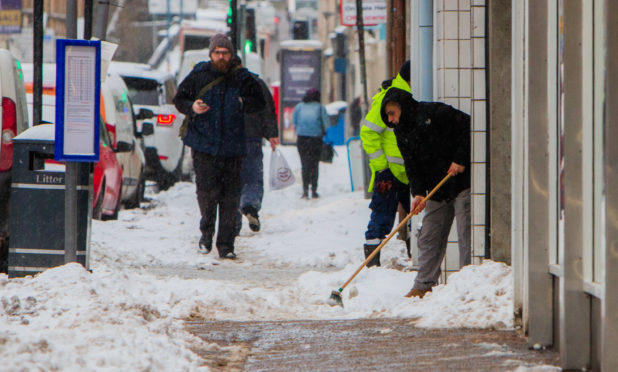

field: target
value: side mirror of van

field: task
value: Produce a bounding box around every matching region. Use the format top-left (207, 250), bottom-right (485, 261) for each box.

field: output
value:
top-left (115, 140), bottom-right (134, 153)
top-left (135, 108), bottom-right (154, 120)
top-left (141, 122), bottom-right (155, 136)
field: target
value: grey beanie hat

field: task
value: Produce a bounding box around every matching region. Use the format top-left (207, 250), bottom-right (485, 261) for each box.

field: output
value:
top-left (209, 33), bottom-right (234, 54)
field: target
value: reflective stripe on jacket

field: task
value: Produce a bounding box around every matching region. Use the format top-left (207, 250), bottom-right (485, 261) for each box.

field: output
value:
top-left (361, 74), bottom-right (410, 191)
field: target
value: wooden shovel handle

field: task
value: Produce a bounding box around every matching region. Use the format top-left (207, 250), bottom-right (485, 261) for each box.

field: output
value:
top-left (339, 172), bottom-right (453, 292)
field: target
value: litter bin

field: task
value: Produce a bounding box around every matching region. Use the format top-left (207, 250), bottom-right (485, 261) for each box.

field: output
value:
top-left (324, 101), bottom-right (347, 146)
top-left (8, 124), bottom-right (92, 277)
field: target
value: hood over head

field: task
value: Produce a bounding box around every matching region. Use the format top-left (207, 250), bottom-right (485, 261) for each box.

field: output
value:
top-left (380, 87), bottom-right (417, 128)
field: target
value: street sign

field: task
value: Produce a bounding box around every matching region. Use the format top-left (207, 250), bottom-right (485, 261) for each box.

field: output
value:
top-left (340, 0), bottom-right (387, 26)
top-left (148, 0), bottom-right (198, 15)
top-left (55, 39), bottom-right (101, 162)
top-left (0, 0), bottom-right (22, 34)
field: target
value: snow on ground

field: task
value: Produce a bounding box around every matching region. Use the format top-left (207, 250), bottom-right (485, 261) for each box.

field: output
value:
top-left (0, 145), bottom-right (514, 370)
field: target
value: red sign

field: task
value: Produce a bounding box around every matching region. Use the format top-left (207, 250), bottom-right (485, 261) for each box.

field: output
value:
top-left (340, 0), bottom-right (387, 27)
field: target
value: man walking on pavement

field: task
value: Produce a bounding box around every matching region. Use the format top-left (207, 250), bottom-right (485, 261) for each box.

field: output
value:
top-left (173, 34), bottom-right (264, 259)
top-left (236, 74), bottom-right (279, 233)
top-left (360, 61), bottom-right (412, 267)
top-left (380, 86), bottom-right (471, 298)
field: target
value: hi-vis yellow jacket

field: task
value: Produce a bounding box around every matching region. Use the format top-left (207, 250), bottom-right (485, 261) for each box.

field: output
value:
top-left (361, 74), bottom-right (410, 192)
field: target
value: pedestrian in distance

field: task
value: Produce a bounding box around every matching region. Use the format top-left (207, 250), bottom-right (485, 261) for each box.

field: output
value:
top-left (360, 60), bottom-right (412, 267)
top-left (173, 33), bottom-right (265, 260)
top-left (292, 88), bottom-right (330, 199)
top-left (349, 96), bottom-right (362, 137)
top-left (380, 86), bottom-right (471, 298)
top-left (236, 74), bottom-right (279, 233)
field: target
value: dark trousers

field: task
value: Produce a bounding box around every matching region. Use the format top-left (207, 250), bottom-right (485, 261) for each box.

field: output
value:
top-left (193, 151), bottom-right (243, 255)
top-left (296, 136), bottom-right (322, 194)
top-left (365, 169), bottom-right (411, 242)
top-left (235, 140), bottom-right (264, 235)
top-left (240, 140), bottom-right (264, 212)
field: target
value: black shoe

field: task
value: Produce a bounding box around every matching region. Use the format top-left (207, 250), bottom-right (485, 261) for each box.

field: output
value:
top-left (301, 193), bottom-right (309, 199)
top-left (311, 191), bottom-right (320, 199)
top-left (364, 243), bottom-right (381, 267)
top-left (198, 236), bottom-right (212, 254)
top-left (220, 252), bottom-right (237, 260)
top-left (242, 206), bottom-right (260, 232)
top-left (246, 214), bottom-right (260, 232)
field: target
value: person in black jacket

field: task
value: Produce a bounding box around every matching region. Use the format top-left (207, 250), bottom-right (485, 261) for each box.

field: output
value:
top-left (173, 34), bottom-right (264, 259)
top-left (380, 87), bottom-right (471, 298)
top-left (236, 74), bottom-right (279, 233)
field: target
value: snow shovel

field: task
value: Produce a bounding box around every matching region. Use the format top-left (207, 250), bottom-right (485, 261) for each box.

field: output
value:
top-left (327, 172), bottom-right (453, 307)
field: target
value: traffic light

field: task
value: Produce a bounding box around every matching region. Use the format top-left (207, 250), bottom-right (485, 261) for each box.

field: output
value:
top-left (245, 8), bottom-right (257, 53)
top-left (227, 0), bottom-right (238, 50)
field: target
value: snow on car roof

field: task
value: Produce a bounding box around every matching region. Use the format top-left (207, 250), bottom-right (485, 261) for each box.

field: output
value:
top-left (108, 61), bottom-right (174, 82)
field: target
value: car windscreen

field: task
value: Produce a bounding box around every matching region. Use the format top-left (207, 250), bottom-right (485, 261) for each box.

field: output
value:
top-left (122, 77), bottom-right (160, 106)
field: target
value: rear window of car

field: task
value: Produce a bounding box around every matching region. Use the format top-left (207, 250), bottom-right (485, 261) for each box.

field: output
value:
top-left (122, 77), bottom-right (160, 106)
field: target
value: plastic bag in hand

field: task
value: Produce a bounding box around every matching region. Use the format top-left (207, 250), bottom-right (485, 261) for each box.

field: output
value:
top-left (269, 148), bottom-right (296, 190)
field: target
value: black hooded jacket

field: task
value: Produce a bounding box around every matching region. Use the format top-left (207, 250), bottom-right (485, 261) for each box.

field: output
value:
top-left (244, 74), bottom-right (279, 141)
top-left (380, 88), bottom-right (470, 202)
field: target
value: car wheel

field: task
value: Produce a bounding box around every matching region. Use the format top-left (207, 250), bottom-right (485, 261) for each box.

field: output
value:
top-left (156, 150), bottom-right (183, 191)
top-left (103, 186), bottom-right (121, 221)
top-left (124, 170), bottom-right (145, 209)
top-left (93, 180), bottom-right (105, 220)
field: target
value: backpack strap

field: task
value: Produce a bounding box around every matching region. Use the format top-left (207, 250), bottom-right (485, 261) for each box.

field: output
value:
top-left (179, 66), bottom-right (241, 138)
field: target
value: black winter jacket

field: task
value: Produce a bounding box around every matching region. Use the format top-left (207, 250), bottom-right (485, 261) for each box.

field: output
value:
top-left (173, 59), bottom-right (264, 157)
top-left (244, 74), bottom-right (278, 141)
top-left (381, 88), bottom-right (470, 202)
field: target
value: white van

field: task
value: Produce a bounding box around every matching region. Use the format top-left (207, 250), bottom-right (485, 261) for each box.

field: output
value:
top-left (108, 61), bottom-right (187, 190)
top-left (101, 72), bottom-right (147, 208)
top-left (0, 49), bottom-right (29, 271)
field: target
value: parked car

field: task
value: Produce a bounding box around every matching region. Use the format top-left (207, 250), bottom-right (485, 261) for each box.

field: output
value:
top-left (22, 63), bottom-right (125, 220)
top-left (93, 117), bottom-right (124, 220)
top-left (108, 61), bottom-right (187, 190)
top-left (101, 72), bottom-right (146, 209)
top-left (0, 49), bottom-right (29, 272)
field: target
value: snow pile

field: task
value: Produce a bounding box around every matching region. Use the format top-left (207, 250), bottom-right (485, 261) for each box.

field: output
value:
top-left (0, 264), bottom-right (208, 371)
top-left (393, 261), bottom-right (514, 329)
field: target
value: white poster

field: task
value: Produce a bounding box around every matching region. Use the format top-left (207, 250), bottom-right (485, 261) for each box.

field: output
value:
top-left (63, 46), bottom-right (96, 156)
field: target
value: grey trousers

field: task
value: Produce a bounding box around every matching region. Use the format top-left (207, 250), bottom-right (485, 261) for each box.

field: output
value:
top-left (413, 188), bottom-right (471, 290)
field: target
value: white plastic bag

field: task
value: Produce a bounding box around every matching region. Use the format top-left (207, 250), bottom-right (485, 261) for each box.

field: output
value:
top-left (269, 148), bottom-right (295, 190)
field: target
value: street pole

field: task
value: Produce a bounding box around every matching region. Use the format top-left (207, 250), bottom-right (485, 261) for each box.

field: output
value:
top-left (95, 0), bottom-right (110, 40)
top-left (84, 0), bottom-right (94, 39)
top-left (356, 0), bottom-right (372, 199)
top-left (33, 0), bottom-right (43, 126)
top-left (355, 0), bottom-right (369, 114)
top-left (229, 0), bottom-right (238, 50)
top-left (65, 0), bottom-right (78, 264)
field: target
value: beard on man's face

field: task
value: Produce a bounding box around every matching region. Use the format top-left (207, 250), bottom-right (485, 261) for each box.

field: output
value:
top-left (212, 58), bottom-right (230, 72)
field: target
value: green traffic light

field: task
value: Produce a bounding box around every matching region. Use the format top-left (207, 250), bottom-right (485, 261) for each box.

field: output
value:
top-left (244, 40), bottom-right (253, 54)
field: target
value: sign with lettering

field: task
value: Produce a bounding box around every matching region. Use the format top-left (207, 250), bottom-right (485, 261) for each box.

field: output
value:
top-left (340, 0), bottom-right (387, 26)
top-left (148, 0), bottom-right (198, 15)
top-left (55, 39), bottom-right (101, 162)
top-left (0, 0), bottom-right (22, 34)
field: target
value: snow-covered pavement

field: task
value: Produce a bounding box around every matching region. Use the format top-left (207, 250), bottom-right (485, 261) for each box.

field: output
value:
top-left (1, 145), bottom-right (516, 371)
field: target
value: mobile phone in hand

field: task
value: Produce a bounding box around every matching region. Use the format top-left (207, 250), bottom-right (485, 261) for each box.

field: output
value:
top-left (198, 102), bottom-right (209, 108)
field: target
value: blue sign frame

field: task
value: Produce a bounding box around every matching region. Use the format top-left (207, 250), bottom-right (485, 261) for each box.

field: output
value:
top-left (54, 39), bottom-right (101, 162)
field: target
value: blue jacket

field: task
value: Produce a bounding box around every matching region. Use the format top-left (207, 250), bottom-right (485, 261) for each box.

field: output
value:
top-left (292, 101), bottom-right (330, 138)
top-left (173, 60), bottom-right (264, 157)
